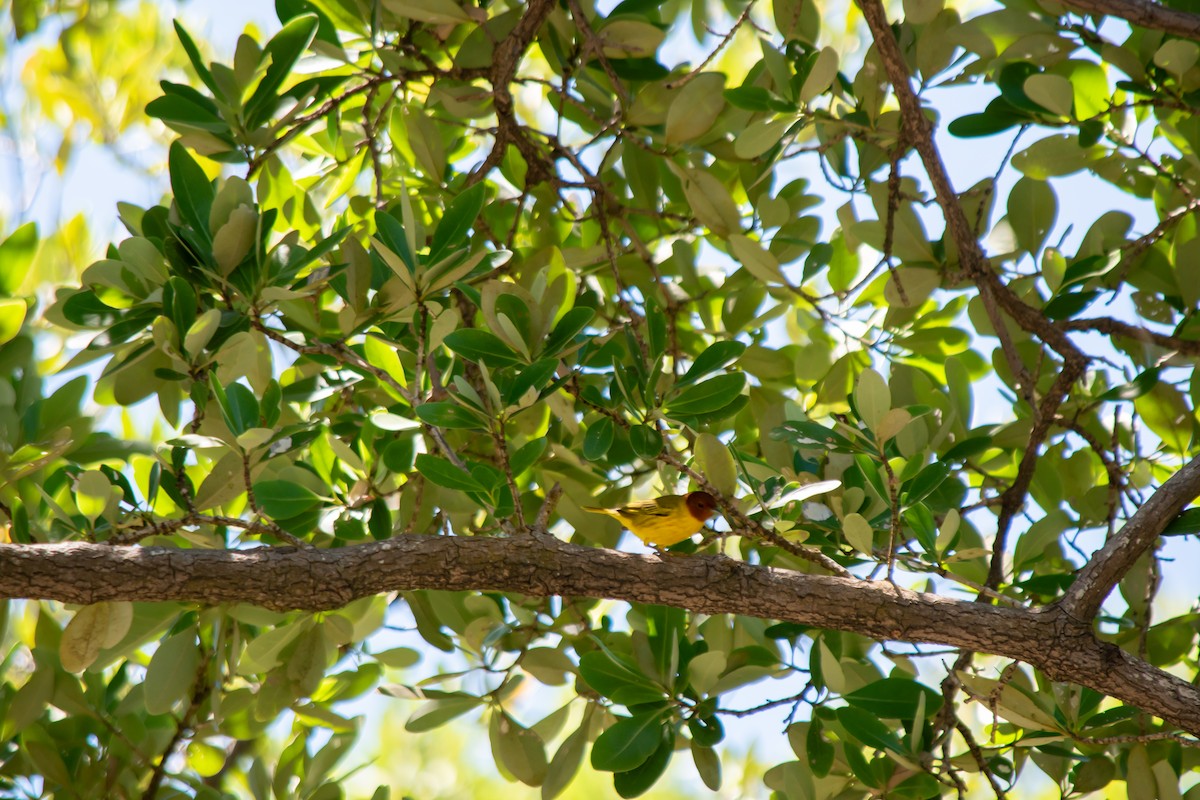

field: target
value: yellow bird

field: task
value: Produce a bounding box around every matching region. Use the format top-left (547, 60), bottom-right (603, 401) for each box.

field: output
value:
top-left (584, 491), bottom-right (719, 549)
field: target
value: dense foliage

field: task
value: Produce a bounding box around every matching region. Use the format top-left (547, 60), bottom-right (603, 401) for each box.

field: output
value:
top-left (3, 0), bottom-right (1200, 796)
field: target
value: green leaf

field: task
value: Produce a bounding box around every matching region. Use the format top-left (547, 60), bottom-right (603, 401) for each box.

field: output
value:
top-left (1023, 73), bottom-right (1073, 116)
top-left (902, 461), bottom-right (950, 505)
top-left (509, 439), bottom-right (546, 477)
top-left (238, 621), bottom-right (308, 673)
top-left (490, 710), bottom-right (548, 787)
top-left (1008, 177), bottom-right (1057, 254)
top-left (146, 92), bottom-right (227, 132)
top-left (681, 341), bottom-right (747, 385)
top-left (1059, 254), bottom-right (1111, 292)
top-left (854, 368), bottom-right (891, 431)
top-left (369, 497), bottom-right (392, 540)
top-left (583, 418), bottom-right (616, 461)
top-left (578, 650), bottom-right (666, 705)
top-left (665, 73), bottom-right (726, 144)
top-left (947, 97), bottom-right (1030, 138)
top-left (444, 329), bottom-right (522, 367)
top-left (1072, 756), bottom-right (1116, 794)
top-left (665, 373), bottom-right (747, 416)
top-left (729, 234), bottom-right (785, 285)
top-left (772, 421), bottom-right (861, 453)
top-left (384, 0), bottom-right (473, 24)
top-left (75, 469), bottom-right (117, 524)
top-left (172, 20), bottom-right (221, 97)
top-left (590, 712), bottom-right (664, 772)
top-left (841, 513), bottom-right (875, 555)
top-left (724, 85), bottom-right (788, 111)
top-left (543, 722), bottom-right (588, 800)
top-left (835, 707), bottom-right (906, 754)
top-left (429, 183), bottom-right (487, 264)
top-left (165, 276), bottom-right (197, 342)
top-left (168, 141), bottom-right (215, 246)
top-left (694, 433), bottom-right (736, 496)
top-left (61, 603), bottom-right (125, 673)
top-left (0, 298), bottom-right (27, 347)
top-left (613, 731), bottom-right (672, 798)
top-left (415, 402), bottom-right (489, 430)
top-left (544, 307), bottom-right (594, 355)
top-left (1163, 507), bottom-right (1200, 535)
top-left (1012, 134), bottom-right (1093, 178)
top-left (807, 718), bottom-right (834, 777)
top-left (254, 480), bottom-right (322, 519)
top-left (1044, 290), bottom-right (1100, 320)
top-left (1061, 59), bottom-right (1108, 118)
top-left (405, 694), bottom-right (483, 732)
top-left (1135, 383), bottom-right (1192, 454)
top-left (799, 46), bottom-right (839, 102)
top-left (375, 210), bottom-right (417, 274)
top-left (890, 773), bottom-right (942, 800)
top-left (144, 629), bottom-right (200, 715)
top-left (61, 290), bottom-right (120, 328)
top-left (506, 358), bottom-right (560, 405)
top-left (245, 14), bottom-right (320, 128)
top-left (629, 425), bottom-right (661, 459)
top-left (415, 453), bottom-right (487, 492)
top-left (691, 742), bottom-right (722, 792)
top-left (844, 678), bottom-right (943, 720)
top-left (214, 380), bottom-right (259, 436)
top-left (674, 166), bottom-right (741, 236)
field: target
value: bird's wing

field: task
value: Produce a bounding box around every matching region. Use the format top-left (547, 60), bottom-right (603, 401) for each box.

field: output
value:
top-left (619, 496), bottom-right (681, 516)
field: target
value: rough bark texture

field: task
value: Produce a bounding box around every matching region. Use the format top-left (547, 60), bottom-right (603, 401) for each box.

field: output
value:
top-left (3, 535), bottom-right (1199, 734)
top-left (1062, 0), bottom-right (1200, 40)
top-left (1060, 454), bottom-right (1200, 619)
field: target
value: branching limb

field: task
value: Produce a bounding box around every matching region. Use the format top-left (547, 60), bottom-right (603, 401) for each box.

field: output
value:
top-left (1061, 0), bottom-right (1200, 40)
top-left (1060, 453), bottom-right (1200, 620)
top-left (5, 536), bottom-right (1200, 733)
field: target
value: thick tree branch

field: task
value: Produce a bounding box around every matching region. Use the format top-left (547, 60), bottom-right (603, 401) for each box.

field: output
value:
top-left (4, 537), bottom-right (1200, 733)
top-left (1059, 454), bottom-right (1200, 620)
top-left (1061, 0), bottom-right (1200, 40)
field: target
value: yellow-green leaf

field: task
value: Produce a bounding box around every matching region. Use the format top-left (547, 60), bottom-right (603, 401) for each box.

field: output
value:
top-left (0, 298), bottom-right (27, 346)
top-left (672, 165), bottom-right (741, 236)
top-left (665, 73), bottom-right (726, 145)
top-left (842, 512), bottom-right (875, 555)
top-left (212, 206), bottom-right (257, 275)
top-left (1154, 40), bottom-right (1199, 76)
top-left (695, 433), bottom-right (737, 496)
top-left (854, 368), bottom-right (891, 431)
top-left (800, 46), bottom-right (839, 103)
top-left (382, 0), bottom-right (471, 24)
top-left (1023, 73), bottom-right (1073, 117)
top-left (74, 469), bottom-right (117, 524)
top-left (184, 308), bottom-right (223, 356)
top-left (363, 330), bottom-right (409, 388)
top-left (729, 234), bottom-right (784, 284)
top-left (144, 629), bottom-right (200, 714)
top-left (61, 603), bottom-right (118, 672)
top-left (875, 408), bottom-right (912, 442)
top-left (598, 19), bottom-right (664, 58)
top-left (734, 117), bottom-right (794, 160)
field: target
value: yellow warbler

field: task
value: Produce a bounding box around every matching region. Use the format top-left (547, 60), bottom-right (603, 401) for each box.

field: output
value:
top-left (583, 491), bottom-right (718, 549)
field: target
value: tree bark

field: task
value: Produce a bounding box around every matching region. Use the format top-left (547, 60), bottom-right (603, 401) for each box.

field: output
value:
top-left (3, 535), bottom-right (1199, 734)
top-left (1061, 0), bottom-right (1200, 40)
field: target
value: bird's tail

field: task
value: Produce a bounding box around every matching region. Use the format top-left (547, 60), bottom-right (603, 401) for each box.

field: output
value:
top-left (582, 506), bottom-right (612, 515)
